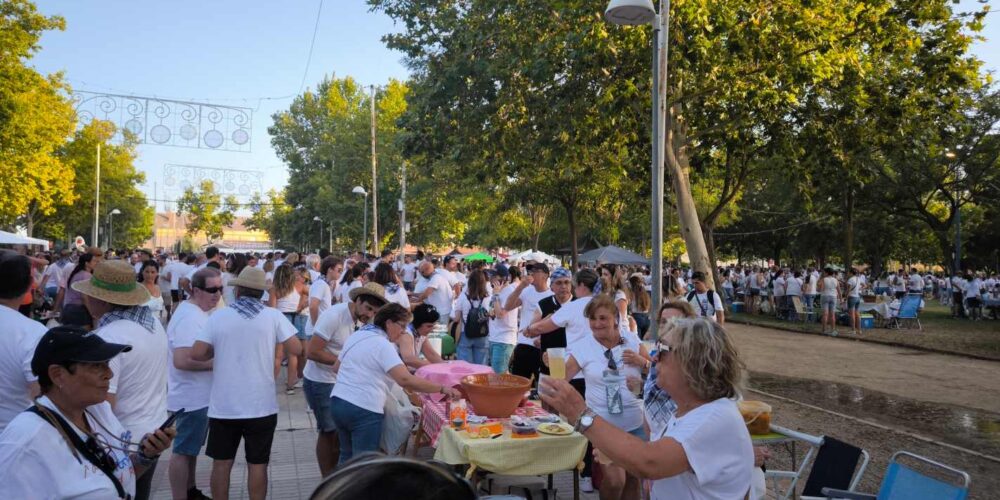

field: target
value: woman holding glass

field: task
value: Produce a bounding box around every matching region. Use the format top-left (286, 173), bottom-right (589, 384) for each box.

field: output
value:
top-left (555, 294), bottom-right (649, 500)
top-left (541, 316), bottom-right (754, 500)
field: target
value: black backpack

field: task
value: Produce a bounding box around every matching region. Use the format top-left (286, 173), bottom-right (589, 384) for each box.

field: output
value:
top-left (686, 289), bottom-right (717, 318)
top-left (464, 294), bottom-right (490, 338)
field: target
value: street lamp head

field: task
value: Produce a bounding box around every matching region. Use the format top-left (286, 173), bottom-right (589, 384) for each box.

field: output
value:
top-left (352, 186), bottom-right (367, 196)
top-left (605, 0), bottom-right (656, 25)
top-left (945, 151), bottom-right (957, 159)
top-left (110, 209), bottom-right (122, 215)
top-left (313, 216), bottom-right (322, 221)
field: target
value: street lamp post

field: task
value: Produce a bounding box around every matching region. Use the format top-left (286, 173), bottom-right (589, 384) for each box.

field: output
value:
top-left (605, 0), bottom-right (666, 338)
top-left (945, 150), bottom-right (960, 275)
top-left (313, 216), bottom-right (323, 252)
top-left (108, 208), bottom-right (121, 249)
top-left (352, 186), bottom-right (368, 257)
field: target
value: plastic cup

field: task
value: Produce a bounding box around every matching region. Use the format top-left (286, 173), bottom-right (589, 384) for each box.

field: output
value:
top-left (547, 348), bottom-right (566, 379)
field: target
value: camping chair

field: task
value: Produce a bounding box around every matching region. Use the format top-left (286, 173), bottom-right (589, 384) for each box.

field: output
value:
top-left (764, 426), bottom-right (869, 500)
top-left (791, 296), bottom-right (816, 323)
top-left (822, 451), bottom-right (970, 500)
top-left (894, 294), bottom-right (922, 330)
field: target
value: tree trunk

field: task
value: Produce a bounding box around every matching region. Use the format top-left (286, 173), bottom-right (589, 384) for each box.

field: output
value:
top-left (703, 224), bottom-right (722, 290)
top-left (666, 105), bottom-right (714, 288)
top-left (563, 201), bottom-right (579, 270)
top-left (843, 187), bottom-right (855, 268)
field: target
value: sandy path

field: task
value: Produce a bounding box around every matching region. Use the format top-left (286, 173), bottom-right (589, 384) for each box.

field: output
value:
top-left (728, 323), bottom-right (1000, 413)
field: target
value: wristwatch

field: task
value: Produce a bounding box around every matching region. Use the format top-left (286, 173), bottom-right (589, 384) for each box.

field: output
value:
top-left (573, 408), bottom-right (597, 433)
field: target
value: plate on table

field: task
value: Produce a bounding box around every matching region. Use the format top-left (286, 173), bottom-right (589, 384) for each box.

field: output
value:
top-left (532, 415), bottom-right (560, 424)
top-left (537, 422), bottom-right (574, 435)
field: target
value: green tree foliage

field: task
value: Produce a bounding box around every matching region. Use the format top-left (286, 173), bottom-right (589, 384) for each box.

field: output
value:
top-left (31, 120), bottom-right (153, 249)
top-left (175, 180), bottom-right (237, 242)
top-left (269, 76), bottom-right (409, 253)
top-left (0, 0), bottom-right (76, 227)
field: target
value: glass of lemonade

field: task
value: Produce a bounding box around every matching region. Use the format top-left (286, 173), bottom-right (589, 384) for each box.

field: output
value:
top-left (547, 348), bottom-right (566, 379)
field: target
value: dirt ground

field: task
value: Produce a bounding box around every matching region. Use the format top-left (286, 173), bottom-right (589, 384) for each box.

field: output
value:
top-left (728, 323), bottom-right (1000, 414)
top-left (726, 323), bottom-right (1000, 498)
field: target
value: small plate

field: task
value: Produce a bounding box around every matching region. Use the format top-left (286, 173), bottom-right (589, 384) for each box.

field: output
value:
top-left (537, 422), bottom-right (573, 435)
top-left (532, 415), bottom-right (560, 424)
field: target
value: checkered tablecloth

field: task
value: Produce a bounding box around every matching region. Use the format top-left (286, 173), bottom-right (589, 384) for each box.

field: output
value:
top-left (420, 396), bottom-right (552, 446)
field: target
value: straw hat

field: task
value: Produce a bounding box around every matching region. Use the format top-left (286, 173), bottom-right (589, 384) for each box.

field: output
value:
top-left (228, 266), bottom-right (268, 291)
top-left (72, 260), bottom-right (151, 306)
top-left (349, 282), bottom-right (387, 304)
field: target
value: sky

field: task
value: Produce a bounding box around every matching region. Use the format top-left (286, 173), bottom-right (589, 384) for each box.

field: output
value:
top-left (28, 0), bottom-right (1000, 215)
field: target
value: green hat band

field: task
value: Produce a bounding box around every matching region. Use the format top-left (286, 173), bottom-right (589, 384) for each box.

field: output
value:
top-left (90, 276), bottom-right (137, 293)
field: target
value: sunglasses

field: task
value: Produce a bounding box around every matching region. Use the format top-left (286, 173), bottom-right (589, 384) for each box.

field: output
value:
top-left (196, 285), bottom-right (223, 294)
top-left (603, 349), bottom-right (619, 371)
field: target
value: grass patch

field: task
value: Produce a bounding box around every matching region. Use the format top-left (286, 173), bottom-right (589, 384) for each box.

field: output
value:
top-left (730, 303), bottom-right (1000, 360)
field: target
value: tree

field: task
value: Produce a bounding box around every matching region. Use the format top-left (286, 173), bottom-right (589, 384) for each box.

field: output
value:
top-left (175, 180), bottom-right (237, 242)
top-left (269, 76), bottom-right (409, 253)
top-left (0, 0), bottom-right (76, 228)
top-left (31, 120), bottom-right (153, 248)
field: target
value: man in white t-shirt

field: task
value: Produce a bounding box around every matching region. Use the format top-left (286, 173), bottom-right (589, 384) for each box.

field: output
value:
top-left (191, 267), bottom-right (301, 500)
top-left (442, 255), bottom-right (466, 297)
top-left (165, 267), bottom-right (220, 500)
top-left (0, 253), bottom-right (46, 432)
top-left (908, 268), bottom-right (925, 295)
top-left (73, 260), bottom-right (169, 500)
top-left (504, 263), bottom-right (554, 382)
top-left (487, 266), bottom-right (520, 374)
top-left (685, 272), bottom-right (726, 324)
top-left (413, 262), bottom-right (453, 321)
top-left (303, 282), bottom-right (386, 476)
top-left (307, 257), bottom-right (343, 338)
top-left (401, 255), bottom-right (418, 291)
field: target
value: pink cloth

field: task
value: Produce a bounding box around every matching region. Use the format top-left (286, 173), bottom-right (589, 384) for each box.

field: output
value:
top-left (415, 361), bottom-right (493, 402)
top-left (419, 397), bottom-right (550, 446)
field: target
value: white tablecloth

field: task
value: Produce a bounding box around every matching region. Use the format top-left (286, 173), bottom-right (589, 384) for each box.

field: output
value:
top-left (858, 302), bottom-right (891, 318)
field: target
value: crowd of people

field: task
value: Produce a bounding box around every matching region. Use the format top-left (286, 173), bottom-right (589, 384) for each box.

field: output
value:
top-left (10, 242), bottom-right (993, 499)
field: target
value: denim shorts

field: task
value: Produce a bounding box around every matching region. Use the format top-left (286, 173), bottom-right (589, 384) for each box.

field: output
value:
top-left (820, 295), bottom-right (838, 313)
top-left (303, 378), bottom-right (337, 433)
top-left (284, 312), bottom-right (309, 340)
top-left (172, 407), bottom-right (210, 456)
top-left (847, 296), bottom-right (861, 311)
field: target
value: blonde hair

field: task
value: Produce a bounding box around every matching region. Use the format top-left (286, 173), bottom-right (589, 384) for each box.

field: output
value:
top-left (664, 318), bottom-right (745, 401)
top-left (284, 253), bottom-right (300, 266)
top-left (584, 294), bottom-right (618, 320)
top-left (272, 264), bottom-right (296, 299)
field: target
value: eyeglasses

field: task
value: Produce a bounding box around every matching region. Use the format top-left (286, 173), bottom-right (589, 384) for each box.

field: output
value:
top-left (197, 285), bottom-right (222, 294)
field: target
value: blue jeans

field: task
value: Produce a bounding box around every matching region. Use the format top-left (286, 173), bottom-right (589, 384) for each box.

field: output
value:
top-left (329, 396), bottom-right (384, 463)
top-left (457, 334), bottom-right (488, 365)
top-left (489, 342), bottom-right (514, 374)
top-left (303, 379), bottom-right (336, 433)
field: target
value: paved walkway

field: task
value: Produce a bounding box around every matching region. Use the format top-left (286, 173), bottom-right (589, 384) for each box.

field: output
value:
top-left (150, 379), bottom-right (596, 499)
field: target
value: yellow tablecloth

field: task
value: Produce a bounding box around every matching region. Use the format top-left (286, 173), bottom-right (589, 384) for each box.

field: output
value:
top-left (434, 426), bottom-right (587, 476)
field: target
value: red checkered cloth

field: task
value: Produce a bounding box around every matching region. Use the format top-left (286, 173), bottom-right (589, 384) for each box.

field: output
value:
top-left (419, 396), bottom-right (551, 446)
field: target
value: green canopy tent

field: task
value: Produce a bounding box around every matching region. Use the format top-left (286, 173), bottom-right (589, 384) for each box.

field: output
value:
top-left (462, 252), bottom-right (495, 263)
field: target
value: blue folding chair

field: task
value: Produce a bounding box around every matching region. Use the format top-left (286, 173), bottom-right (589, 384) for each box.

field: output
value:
top-left (822, 451), bottom-right (970, 500)
top-left (889, 294), bottom-right (922, 330)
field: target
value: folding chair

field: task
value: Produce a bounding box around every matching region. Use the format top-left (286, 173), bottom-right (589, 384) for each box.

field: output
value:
top-left (791, 296), bottom-right (816, 323)
top-left (822, 451), bottom-right (970, 500)
top-left (764, 426), bottom-right (869, 500)
top-left (896, 294), bottom-right (922, 330)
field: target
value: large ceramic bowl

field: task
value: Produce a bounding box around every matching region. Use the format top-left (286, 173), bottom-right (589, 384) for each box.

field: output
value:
top-left (460, 373), bottom-right (532, 418)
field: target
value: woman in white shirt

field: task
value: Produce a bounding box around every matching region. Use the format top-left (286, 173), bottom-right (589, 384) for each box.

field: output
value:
top-left (818, 268), bottom-right (841, 336)
top-left (0, 326), bottom-right (175, 499)
top-left (396, 303), bottom-right (446, 370)
top-left (599, 264), bottom-right (632, 328)
top-left (269, 264), bottom-right (309, 393)
top-left (330, 303), bottom-right (460, 463)
top-left (336, 262), bottom-right (367, 304)
top-left (559, 294), bottom-right (649, 500)
top-left (138, 261), bottom-right (165, 323)
top-left (540, 317), bottom-right (754, 500)
top-left (373, 262), bottom-right (410, 309)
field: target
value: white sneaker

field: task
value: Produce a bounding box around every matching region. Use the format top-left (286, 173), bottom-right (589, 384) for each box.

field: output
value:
top-left (580, 476), bottom-right (594, 493)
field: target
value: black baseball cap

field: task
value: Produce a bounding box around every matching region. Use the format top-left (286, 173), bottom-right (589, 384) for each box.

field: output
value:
top-left (31, 326), bottom-right (132, 377)
top-left (527, 262), bottom-right (550, 274)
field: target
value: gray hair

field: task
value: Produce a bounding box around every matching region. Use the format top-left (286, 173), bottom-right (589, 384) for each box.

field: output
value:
top-left (664, 318), bottom-right (746, 401)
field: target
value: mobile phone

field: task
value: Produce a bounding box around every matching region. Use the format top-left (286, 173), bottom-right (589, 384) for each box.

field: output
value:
top-left (160, 409), bottom-right (184, 430)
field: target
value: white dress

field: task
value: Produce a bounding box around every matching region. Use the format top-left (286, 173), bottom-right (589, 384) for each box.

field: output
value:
top-left (144, 290), bottom-right (165, 322)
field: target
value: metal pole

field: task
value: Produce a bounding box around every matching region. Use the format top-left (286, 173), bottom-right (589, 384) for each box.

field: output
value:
top-left (318, 223), bottom-right (323, 252)
top-left (649, 1), bottom-right (668, 340)
top-left (362, 194), bottom-right (368, 257)
top-left (328, 223), bottom-right (333, 253)
top-left (92, 144), bottom-right (101, 247)
top-left (370, 85), bottom-right (379, 255)
top-left (400, 161), bottom-right (407, 258)
top-left (109, 213), bottom-right (114, 250)
top-left (954, 200), bottom-right (961, 275)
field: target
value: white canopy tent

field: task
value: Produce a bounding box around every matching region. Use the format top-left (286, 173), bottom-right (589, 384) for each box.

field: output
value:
top-left (507, 249), bottom-right (561, 265)
top-left (0, 230), bottom-right (50, 250)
